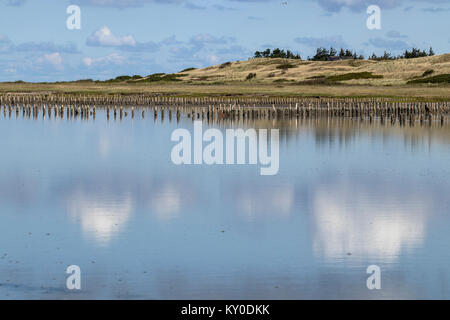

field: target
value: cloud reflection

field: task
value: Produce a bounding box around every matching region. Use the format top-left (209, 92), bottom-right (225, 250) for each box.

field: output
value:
top-left (232, 184), bottom-right (294, 220)
top-left (67, 191), bottom-right (133, 246)
top-left (148, 183), bottom-right (182, 220)
top-left (312, 185), bottom-right (428, 261)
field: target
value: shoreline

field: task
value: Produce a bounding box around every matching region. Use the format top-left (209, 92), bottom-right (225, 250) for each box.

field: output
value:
top-left (1, 82), bottom-right (450, 102)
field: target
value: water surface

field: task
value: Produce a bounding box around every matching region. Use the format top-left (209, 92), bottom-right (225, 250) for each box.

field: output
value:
top-left (1, 109), bottom-right (449, 299)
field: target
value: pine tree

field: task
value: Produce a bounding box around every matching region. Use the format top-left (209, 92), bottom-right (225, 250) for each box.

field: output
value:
top-left (429, 47), bottom-right (435, 56)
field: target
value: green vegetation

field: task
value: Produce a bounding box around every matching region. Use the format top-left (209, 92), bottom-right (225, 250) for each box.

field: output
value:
top-left (422, 69), bottom-right (434, 77)
top-left (273, 79), bottom-right (291, 83)
top-left (254, 48), bottom-right (301, 60)
top-left (113, 75), bottom-right (133, 82)
top-left (407, 74), bottom-right (450, 84)
top-left (73, 79), bottom-right (95, 83)
top-left (105, 75), bottom-right (143, 83)
top-left (180, 67), bottom-right (197, 72)
top-left (1, 81), bottom-right (450, 101)
top-left (327, 72), bottom-right (383, 82)
top-left (370, 47), bottom-right (435, 60)
top-left (309, 47), bottom-right (364, 61)
top-left (246, 73), bottom-right (257, 80)
top-left (276, 63), bottom-right (296, 70)
top-left (219, 62), bottom-right (232, 69)
top-left (140, 73), bottom-right (186, 82)
top-left (106, 75), bottom-right (140, 82)
top-left (296, 77), bottom-right (336, 85)
top-left (252, 46), bottom-right (436, 62)
top-left (294, 72), bottom-right (383, 85)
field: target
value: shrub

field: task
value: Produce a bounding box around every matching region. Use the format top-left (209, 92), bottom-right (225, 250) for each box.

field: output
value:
top-left (327, 72), bottom-right (383, 81)
top-left (141, 73), bottom-right (184, 82)
top-left (407, 74), bottom-right (450, 84)
top-left (219, 62), bottom-right (232, 69)
top-left (180, 67), bottom-right (196, 72)
top-left (296, 78), bottom-right (336, 85)
top-left (108, 75), bottom-right (132, 82)
top-left (273, 79), bottom-right (290, 83)
top-left (246, 73), bottom-right (256, 80)
top-left (276, 63), bottom-right (296, 70)
top-left (422, 69), bottom-right (434, 77)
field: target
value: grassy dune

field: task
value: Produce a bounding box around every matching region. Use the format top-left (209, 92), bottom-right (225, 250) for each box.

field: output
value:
top-left (1, 54), bottom-right (449, 100)
top-left (174, 54), bottom-right (450, 86)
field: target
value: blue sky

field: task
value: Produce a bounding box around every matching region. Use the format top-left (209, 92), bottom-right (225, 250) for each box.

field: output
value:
top-left (0, 0), bottom-right (449, 82)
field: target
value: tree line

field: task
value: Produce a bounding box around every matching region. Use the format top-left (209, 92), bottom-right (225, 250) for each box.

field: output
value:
top-left (254, 48), bottom-right (301, 60)
top-left (308, 47), bottom-right (364, 61)
top-left (368, 47), bottom-right (435, 60)
top-left (253, 47), bottom-right (436, 61)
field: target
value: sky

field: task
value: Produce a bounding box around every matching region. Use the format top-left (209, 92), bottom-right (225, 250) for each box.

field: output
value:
top-left (0, 0), bottom-right (449, 82)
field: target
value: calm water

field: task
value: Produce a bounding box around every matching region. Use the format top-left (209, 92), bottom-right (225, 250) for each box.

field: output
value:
top-left (1, 109), bottom-right (450, 299)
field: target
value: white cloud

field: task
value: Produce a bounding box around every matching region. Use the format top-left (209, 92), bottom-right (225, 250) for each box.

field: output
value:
top-left (83, 53), bottom-right (126, 67)
top-left (0, 34), bottom-right (10, 43)
top-left (86, 26), bottom-right (136, 47)
top-left (190, 33), bottom-right (235, 47)
top-left (232, 0), bottom-right (448, 12)
top-left (71, 0), bottom-right (180, 8)
top-left (206, 54), bottom-right (220, 65)
top-left (5, 0), bottom-right (26, 6)
top-left (65, 0), bottom-right (450, 12)
top-left (294, 35), bottom-right (348, 49)
top-left (37, 52), bottom-right (63, 70)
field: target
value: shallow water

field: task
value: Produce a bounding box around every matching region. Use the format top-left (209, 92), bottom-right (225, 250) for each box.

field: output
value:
top-left (1, 109), bottom-right (450, 299)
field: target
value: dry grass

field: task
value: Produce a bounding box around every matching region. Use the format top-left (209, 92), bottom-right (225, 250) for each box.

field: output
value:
top-left (177, 54), bottom-right (450, 85)
top-left (1, 82), bottom-right (449, 101)
top-left (1, 54), bottom-right (449, 101)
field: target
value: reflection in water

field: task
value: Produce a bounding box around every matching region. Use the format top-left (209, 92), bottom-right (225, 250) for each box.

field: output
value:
top-left (148, 183), bottom-right (182, 220)
top-left (231, 184), bottom-right (294, 220)
top-left (312, 184), bottom-right (428, 261)
top-left (0, 110), bottom-right (449, 299)
top-left (98, 135), bottom-right (111, 158)
top-left (67, 191), bottom-right (133, 246)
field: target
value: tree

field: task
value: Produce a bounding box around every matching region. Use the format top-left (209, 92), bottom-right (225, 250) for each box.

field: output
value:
top-left (271, 48), bottom-right (282, 58)
top-left (311, 47), bottom-right (330, 61)
top-left (382, 51), bottom-right (393, 59)
top-left (329, 47), bottom-right (337, 57)
top-left (401, 48), bottom-right (429, 59)
top-left (429, 47), bottom-right (435, 56)
top-left (253, 48), bottom-right (301, 60)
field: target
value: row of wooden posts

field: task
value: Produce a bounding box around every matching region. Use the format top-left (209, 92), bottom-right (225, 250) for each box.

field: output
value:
top-left (1, 93), bottom-right (449, 114)
top-left (1, 102), bottom-right (447, 126)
